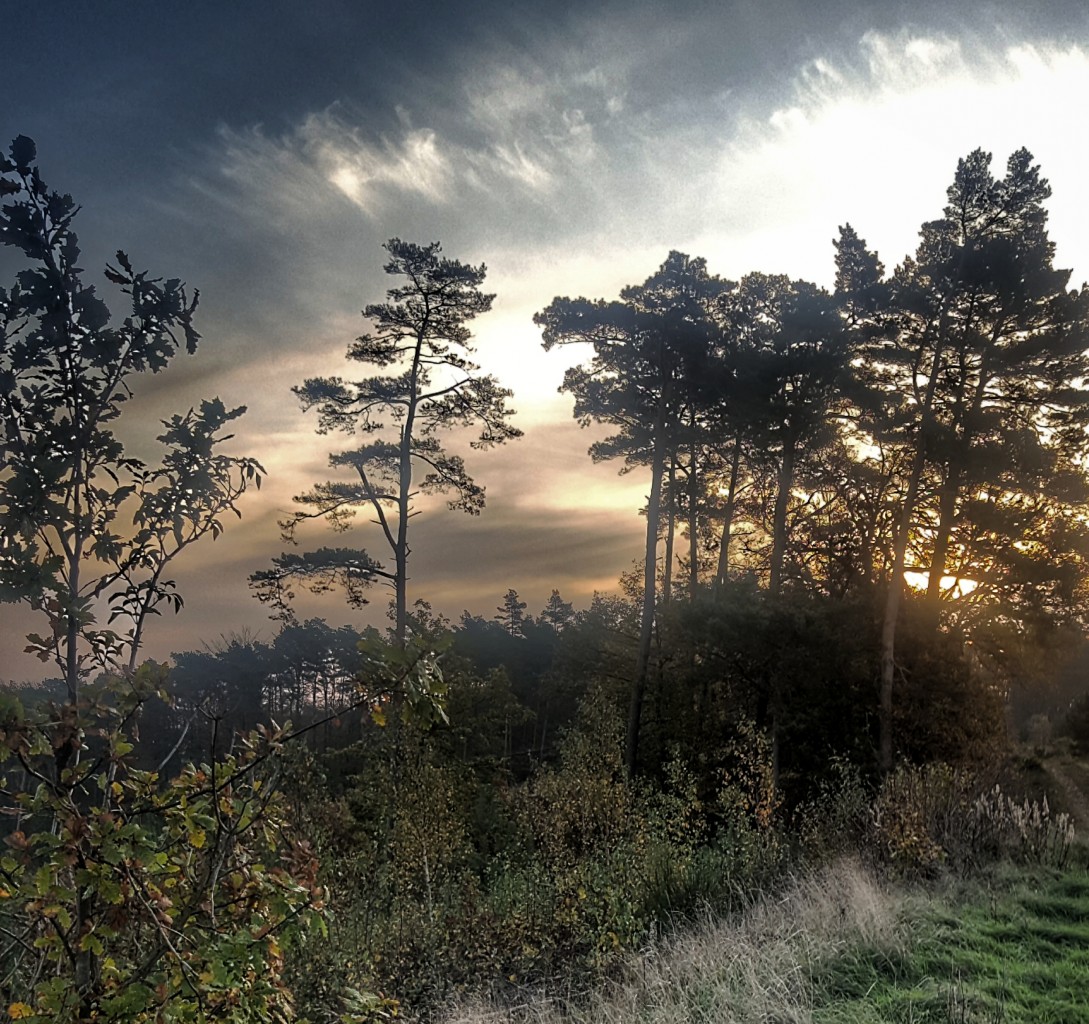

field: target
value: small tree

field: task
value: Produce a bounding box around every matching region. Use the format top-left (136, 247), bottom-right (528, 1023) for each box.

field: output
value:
top-left (0, 136), bottom-right (318, 1024)
top-left (495, 588), bottom-right (528, 636)
top-left (0, 136), bottom-right (263, 701)
top-left (265, 240), bottom-right (521, 645)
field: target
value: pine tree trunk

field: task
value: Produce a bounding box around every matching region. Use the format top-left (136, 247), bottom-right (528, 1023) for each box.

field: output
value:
top-left (714, 438), bottom-right (742, 597)
top-left (688, 439), bottom-right (700, 599)
top-left (880, 330), bottom-right (948, 772)
top-left (662, 456), bottom-right (676, 604)
top-left (880, 447), bottom-right (926, 773)
top-left (769, 439), bottom-right (796, 594)
top-left (626, 426), bottom-right (666, 777)
top-left (926, 468), bottom-right (960, 606)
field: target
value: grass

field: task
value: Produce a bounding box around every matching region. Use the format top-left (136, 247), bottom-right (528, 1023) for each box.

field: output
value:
top-left (815, 863), bottom-right (1089, 1023)
top-left (439, 861), bottom-right (1089, 1024)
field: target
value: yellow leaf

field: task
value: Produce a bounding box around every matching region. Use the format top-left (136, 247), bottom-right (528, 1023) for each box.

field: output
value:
top-left (8, 1002), bottom-right (34, 1019)
top-left (188, 829), bottom-right (206, 850)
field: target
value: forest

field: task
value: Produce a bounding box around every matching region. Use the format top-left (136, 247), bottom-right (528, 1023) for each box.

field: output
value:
top-left (2, 133), bottom-right (1089, 1023)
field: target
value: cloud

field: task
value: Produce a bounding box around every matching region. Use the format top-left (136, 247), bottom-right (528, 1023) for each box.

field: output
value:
top-left (106, 26), bottom-right (1089, 596)
top-left (9, 16), bottom-right (1089, 679)
top-left (705, 34), bottom-right (1089, 281)
top-left (195, 58), bottom-right (625, 229)
top-left (303, 112), bottom-right (453, 215)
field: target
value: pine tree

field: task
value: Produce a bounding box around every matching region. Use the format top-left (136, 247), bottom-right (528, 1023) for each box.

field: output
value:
top-left (260, 240), bottom-right (521, 644)
top-left (495, 588), bottom-right (528, 636)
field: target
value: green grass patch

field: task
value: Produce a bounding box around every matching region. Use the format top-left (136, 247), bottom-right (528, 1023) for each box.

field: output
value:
top-left (813, 867), bottom-right (1089, 1023)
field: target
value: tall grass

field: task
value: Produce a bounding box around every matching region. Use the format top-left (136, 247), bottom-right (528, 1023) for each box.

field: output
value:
top-left (441, 859), bottom-right (901, 1024)
top-left (440, 858), bottom-right (1089, 1024)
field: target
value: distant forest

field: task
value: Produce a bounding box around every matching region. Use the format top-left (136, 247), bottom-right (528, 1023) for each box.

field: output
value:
top-left (2, 135), bottom-right (1088, 1022)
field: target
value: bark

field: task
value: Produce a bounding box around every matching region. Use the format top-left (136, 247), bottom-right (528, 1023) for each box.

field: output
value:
top-left (769, 438), bottom-right (796, 594)
top-left (879, 447), bottom-right (927, 772)
top-left (662, 456), bottom-right (676, 604)
top-left (714, 437), bottom-right (742, 597)
top-left (925, 468), bottom-right (960, 605)
top-left (766, 438), bottom-right (795, 792)
top-left (394, 330), bottom-right (424, 648)
top-left (879, 324), bottom-right (948, 772)
top-left (626, 422), bottom-right (666, 777)
top-left (688, 438), bottom-right (700, 598)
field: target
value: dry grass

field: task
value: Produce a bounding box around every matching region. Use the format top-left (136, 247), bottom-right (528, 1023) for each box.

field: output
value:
top-left (439, 859), bottom-right (902, 1024)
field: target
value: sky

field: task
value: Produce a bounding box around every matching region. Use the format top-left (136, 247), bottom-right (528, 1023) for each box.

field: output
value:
top-left (5, 0), bottom-right (1089, 678)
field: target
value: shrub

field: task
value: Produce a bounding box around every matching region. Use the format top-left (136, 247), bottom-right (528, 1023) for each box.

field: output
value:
top-left (796, 755), bottom-right (873, 862)
top-left (0, 670), bottom-right (324, 1023)
top-left (967, 785), bottom-right (1075, 868)
top-left (869, 766), bottom-right (950, 876)
top-left (867, 762), bottom-right (1076, 876)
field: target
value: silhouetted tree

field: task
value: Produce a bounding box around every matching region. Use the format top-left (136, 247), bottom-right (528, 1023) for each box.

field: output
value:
top-left (843, 149), bottom-right (1089, 770)
top-left (540, 588), bottom-right (575, 630)
top-left (495, 588), bottom-right (528, 637)
top-left (265, 240), bottom-right (521, 645)
top-left (171, 633), bottom-right (271, 755)
top-left (536, 252), bottom-right (726, 774)
top-left (718, 273), bottom-right (851, 593)
top-left (0, 136), bottom-right (262, 702)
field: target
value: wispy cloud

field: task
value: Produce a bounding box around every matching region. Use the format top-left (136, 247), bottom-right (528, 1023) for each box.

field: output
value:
top-left (303, 112), bottom-right (452, 214)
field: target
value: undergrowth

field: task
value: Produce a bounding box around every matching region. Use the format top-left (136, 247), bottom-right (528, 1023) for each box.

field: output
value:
top-left (283, 674), bottom-right (1080, 1023)
top-left (440, 861), bottom-right (1089, 1024)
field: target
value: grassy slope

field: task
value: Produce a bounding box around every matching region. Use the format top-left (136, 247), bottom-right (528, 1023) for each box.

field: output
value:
top-left (445, 861), bottom-right (1089, 1024)
top-left (442, 747), bottom-right (1089, 1024)
top-left (816, 865), bottom-right (1089, 1023)
top-left (444, 862), bottom-right (1089, 1024)
top-left (813, 747), bottom-right (1089, 1024)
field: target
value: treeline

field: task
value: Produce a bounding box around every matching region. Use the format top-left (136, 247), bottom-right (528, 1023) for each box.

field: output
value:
top-left (136, 581), bottom-right (1006, 803)
top-left (533, 147), bottom-right (1089, 776)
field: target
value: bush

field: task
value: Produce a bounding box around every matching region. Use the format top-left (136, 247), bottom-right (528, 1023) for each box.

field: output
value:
top-left (0, 670), bottom-right (324, 1023)
top-left (967, 785), bottom-right (1075, 868)
top-left (285, 692), bottom-right (805, 1017)
top-left (866, 762), bottom-right (1076, 876)
top-left (796, 756), bottom-right (873, 862)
